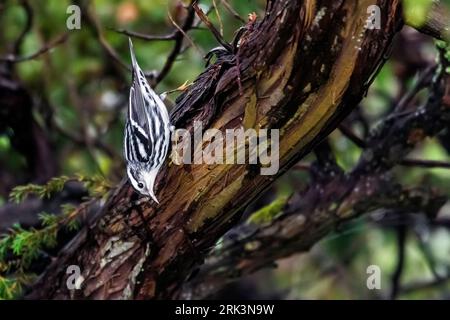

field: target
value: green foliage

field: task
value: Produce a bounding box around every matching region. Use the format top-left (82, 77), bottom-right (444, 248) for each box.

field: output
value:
top-left (38, 212), bottom-right (60, 227)
top-left (9, 175), bottom-right (111, 203)
top-left (7, 224), bottom-right (57, 267)
top-left (403, 0), bottom-right (434, 28)
top-left (0, 206), bottom-right (82, 271)
top-left (61, 204), bottom-right (82, 231)
top-left (0, 276), bottom-right (23, 300)
top-left (76, 174), bottom-right (112, 197)
top-left (247, 197), bottom-right (288, 225)
top-left (436, 40), bottom-right (450, 73)
top-left (0, 213), bottom-right (76, 299)
top-left (0, 175), bottom-right (107, 299)
top-left (9, 176), bottom-right (71, 203)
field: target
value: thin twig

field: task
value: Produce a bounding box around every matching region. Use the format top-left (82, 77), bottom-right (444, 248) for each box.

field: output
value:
top-left (293, 163), bottom-right (311, 171)
top-left (414, 230), bottom-right (442, 280)
top-left (53, 120), bottom-right (120, 161)
top-left (431, 218), bottom-right (450, 229)
top-left (338, 124), bottom-right (366, 148)
top-left (159, 5), bottom-right (202, 84)
top-left (79, 0), bottom-right (155, 78)
top-left (112, 28), bottom-right (176, 41)
top-left (400, 274), bottom-right (450, 294)
top-left (66, 78), bottom-right (105, 176)
top-left (192, 1), bottom-right (232, 51)
top-left (390, 224), bottom-right (407, 300)
top-left (212, 0), bottom-right (224, 36)
top-left (400, 159), bottom-right (450, 169)
top-left (163, 80), bottom-right (193, 95)
top-left (396, 66), bottom-right (435, 111)
top-left (116, 3), bottom-right (212, 85)
top-left (0, 33), bottom-right (68, 63)
top-left (221, 0), bottom-right (246, 23)
top-left (193, 5), bottom-right (215, 28)
top-left (167, 11), bottom-right (201, 55)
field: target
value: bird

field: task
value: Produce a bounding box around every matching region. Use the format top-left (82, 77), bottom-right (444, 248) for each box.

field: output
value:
top-left (124, 38), bottom-right (172, 203)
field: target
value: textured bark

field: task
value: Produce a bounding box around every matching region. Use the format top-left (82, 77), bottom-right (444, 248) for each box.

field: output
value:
top-left (28, 0), bottom-right (403, 299)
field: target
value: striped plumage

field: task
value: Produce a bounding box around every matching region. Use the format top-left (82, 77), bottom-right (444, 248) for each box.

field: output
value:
top-left (124, 38), bottom-right (171, 203)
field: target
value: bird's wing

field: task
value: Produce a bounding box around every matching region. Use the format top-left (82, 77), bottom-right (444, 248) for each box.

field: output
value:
top-left (128, 38), bottom-right (168, 164)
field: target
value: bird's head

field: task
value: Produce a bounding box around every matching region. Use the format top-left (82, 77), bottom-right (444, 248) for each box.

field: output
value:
top-left (127, 164), bottom-right (159, 203)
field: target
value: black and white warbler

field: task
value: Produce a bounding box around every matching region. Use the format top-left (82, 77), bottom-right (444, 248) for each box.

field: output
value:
top-left (124, 38), bottom-right (172, 203)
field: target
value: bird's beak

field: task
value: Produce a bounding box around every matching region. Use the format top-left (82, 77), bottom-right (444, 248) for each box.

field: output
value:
top-left (142, 169), bottom-right (159, 204)
top-left (147, 190), bottom-right (159, 204)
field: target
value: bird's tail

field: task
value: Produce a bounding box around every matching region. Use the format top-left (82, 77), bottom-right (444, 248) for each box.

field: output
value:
top-left (128, 37), bottom-right (139, 71)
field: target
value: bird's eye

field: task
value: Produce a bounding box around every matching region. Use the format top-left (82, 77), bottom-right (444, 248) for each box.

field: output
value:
top-left (137, 182), bottom-right (144, 188)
